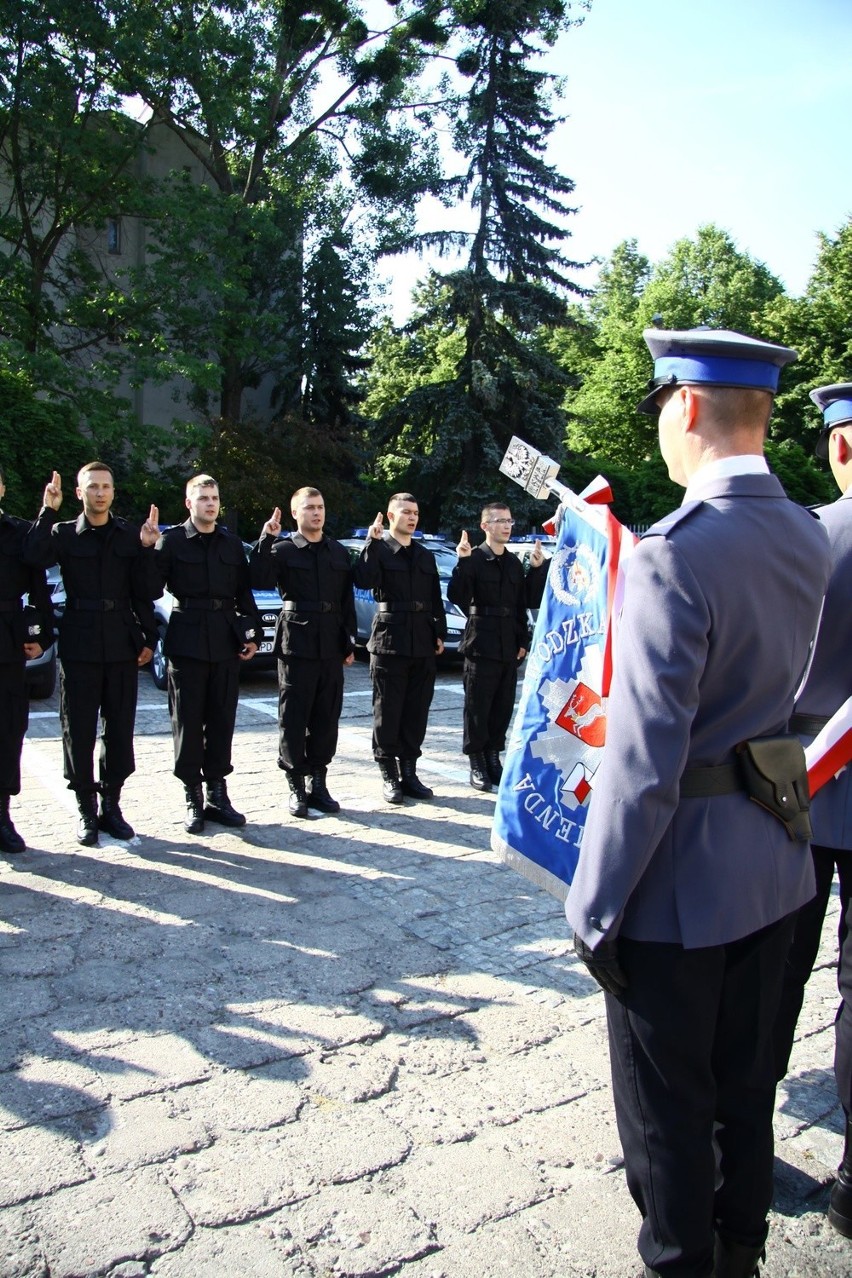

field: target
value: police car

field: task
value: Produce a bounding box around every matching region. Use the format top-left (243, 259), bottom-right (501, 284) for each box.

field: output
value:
top-left (339, 534), bottom-right (466, 660)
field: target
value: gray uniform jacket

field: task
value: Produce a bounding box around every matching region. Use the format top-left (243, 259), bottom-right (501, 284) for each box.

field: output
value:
top-left (565, 472), bottom-right (831, 951)
top-left (793, 490), bottom-right (852, 850)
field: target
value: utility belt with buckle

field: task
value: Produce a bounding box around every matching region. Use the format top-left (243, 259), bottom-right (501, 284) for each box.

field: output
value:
top-left (469, 606), bottom-right (511, 618)
top-left (67, 598), bottom-right (131, 612)
top-left (281, 601), bottom-right (340, 613)
top-left (174, 597), bottom-right (236, 611)
top-left (789, 712), bottom-right (830, 737)
top-left (377, 601), bottom-right (428, 614)
top-left (680, 734), bottom-right (812, 842)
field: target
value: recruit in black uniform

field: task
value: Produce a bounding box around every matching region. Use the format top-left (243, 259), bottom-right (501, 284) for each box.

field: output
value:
top-left (152, 475), bottom-right (263, 834)
top-left (23, 464), bottom-right (160, 846)
top-left (251, 487), bottom-right (356, 818)
top-left (0, 463), bottom-right (53, 855)
top-left (448, 502), bottom-right (546, 791)
top-left (353, 494), bottom-right (446, 804)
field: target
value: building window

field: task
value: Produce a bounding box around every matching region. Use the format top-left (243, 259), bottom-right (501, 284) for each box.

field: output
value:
top-left (107, 218), bottom-right (122, 254)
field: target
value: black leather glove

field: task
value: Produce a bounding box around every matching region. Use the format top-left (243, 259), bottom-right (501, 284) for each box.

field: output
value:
top-left (574, 934), bottom-right (628, 997)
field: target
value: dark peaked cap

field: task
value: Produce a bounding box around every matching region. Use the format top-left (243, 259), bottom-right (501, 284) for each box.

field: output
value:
top-left (637, 327), bottom-right (798, 415)
top-left (810, 382), bottom-right (852, 459)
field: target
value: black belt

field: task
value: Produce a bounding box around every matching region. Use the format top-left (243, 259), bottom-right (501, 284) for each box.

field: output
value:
top-left (679, 762), bottom-right (744, 798)
top-left (174, 598), bottom-right (236, 611)
top-left (282, 601), bottom-right (339, 613)
top-left (0, 600), bottom-right (21, 613)
top-left (790, 712), bottom-right (829, 736)
top-left (469, 606), bottom-right (511, 618)
top-left (377, 602), bottom-right (427, 614)
top-left (67, 599), bottom-right (130, 612)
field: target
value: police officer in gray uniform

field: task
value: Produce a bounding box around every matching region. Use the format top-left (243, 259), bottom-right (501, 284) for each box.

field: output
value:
top-left (565, 329), bottom-right (831, 1278)
top-left (774, 382), bottom-right (852, 1239)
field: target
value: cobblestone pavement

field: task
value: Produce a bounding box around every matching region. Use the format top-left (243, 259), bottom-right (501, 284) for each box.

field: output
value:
top-left (1, 660), bottom-right (848, 1277)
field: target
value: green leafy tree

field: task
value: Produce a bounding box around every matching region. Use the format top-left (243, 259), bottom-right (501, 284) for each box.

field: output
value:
top-left (367, 0), bottom-right (589, 528)
top-left (108, 0), bottom-right (448, 425)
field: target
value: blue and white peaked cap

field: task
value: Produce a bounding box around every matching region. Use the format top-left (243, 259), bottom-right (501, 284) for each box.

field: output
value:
top-left (637, 327), bottom-right (798, 415)
top-left (809, 383), bottom-right (852, 459)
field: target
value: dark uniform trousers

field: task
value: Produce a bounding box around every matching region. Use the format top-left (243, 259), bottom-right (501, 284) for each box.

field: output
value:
top-left (370, 654), bottom-right (436, 762)
top-left (60, 658), bottom-right (139, 792)
top-left (0, 662), bottom-right (29, 794)
top-left (774, 845), bottom-right (852, 1112)
top-left (277, 656), bottom-right (344, 774)
top-left (462, 657), bottom-right (517, 755)
top-left (167, 654), bottom-right (241, 786)
top-left (607, 916), bottom-right (796, 1277)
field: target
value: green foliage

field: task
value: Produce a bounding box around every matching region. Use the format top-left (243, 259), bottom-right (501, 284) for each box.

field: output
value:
top-left (764, 439), bottom-right (835, 509)
top-left (365, 1), bottom-right (588, 527)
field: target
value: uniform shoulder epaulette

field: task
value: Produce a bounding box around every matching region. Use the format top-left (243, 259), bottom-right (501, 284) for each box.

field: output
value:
top-left (641, 500), bottom-right (703, 540)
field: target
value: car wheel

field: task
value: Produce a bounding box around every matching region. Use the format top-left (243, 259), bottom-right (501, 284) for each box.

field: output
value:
top-left (150, 631), bottom-right (168, 691)
top-left (27, 649), bottom-right (57, 699)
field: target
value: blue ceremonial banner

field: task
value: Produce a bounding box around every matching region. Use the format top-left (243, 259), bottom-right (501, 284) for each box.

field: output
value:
top-left (491, 498), bottom-right (634, 900)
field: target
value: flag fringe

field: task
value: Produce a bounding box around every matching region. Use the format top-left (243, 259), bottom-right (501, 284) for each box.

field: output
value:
top-left (490, 831), bottom-right (569, 903)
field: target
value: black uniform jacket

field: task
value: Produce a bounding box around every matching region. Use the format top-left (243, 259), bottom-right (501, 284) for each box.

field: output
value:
top-left (0, 512), bottom-right (53, 662)
top-left (354, 534), bottom-right (447, 658)
top-left (250, 531), bottom-right (356, 660)
top-left (155, 520), bottom-right (263, 662)
top-left (24, 509), bottom-right (158, 662)
top-left (448, 544), bottom-right (546, 660)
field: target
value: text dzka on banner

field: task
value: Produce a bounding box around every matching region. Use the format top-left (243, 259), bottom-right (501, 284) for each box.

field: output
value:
top-left (491, 488), bottom-right (635, 900)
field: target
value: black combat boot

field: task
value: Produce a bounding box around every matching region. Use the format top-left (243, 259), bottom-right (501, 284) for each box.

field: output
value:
top-left (0, 795), bottom-right (25, 854)
top-left (399, 758), bottom-right (433, 799)
top-left (98, 786), bottom-right (134, 840)
top-left (378, 760), bottom-right (404, 805)
top-left (76, 791), bottom-right (99, 847)
top-left (713, 1230), bottom-right (766, 1276)
top-left (286, 773), bottom-right (309, 819)
top-left (468, 751), bottom-right (492, 792)
top-left (829, 1115), bottom-right (852, 1237)
top-left (307, 768), bottom-right (340, 814)
top-left (204, 779), bottom-right (246, 827)
top-left (184, 783), bottom-right (205, 834)
top-left (484, 748), bottom-right (503, 785)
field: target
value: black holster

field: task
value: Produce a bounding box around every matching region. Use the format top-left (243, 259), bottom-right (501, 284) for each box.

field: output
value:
top-left (736, 735), bottom-right (812, 842)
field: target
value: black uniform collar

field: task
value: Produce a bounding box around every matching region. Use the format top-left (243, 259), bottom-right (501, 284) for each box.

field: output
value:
top-left (183, 517), bottom-right (224, 539)
top-left (477, 542), bottom-right (505, 562)
top-left (76, 512), bottom-right (114, 535)
top-left (291, 531), bottom-right (326, 549)
top-left (386, 534), bottom-right (413, 554)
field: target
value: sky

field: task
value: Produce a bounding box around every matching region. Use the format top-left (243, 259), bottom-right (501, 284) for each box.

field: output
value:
top-left (377, 0), bottom-right (852, 321)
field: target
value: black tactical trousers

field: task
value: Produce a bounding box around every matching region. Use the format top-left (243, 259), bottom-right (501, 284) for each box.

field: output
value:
top-left (59, 658), bottom-right (139, 793)
top-left (462, 656), bottom-right (518, 755)
top-left (774, 844), bottom-right (852, 1113)
top-left (0, 661), bottom-right (28, 794)
top-left (369, 654), bottom-right (436, 761)
top-left (277, 655), bottom-right (344, 774)
top-left (167, 654), bottom-right (240, 785)
top-left (605, 915), bottom-right (795, 1277)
